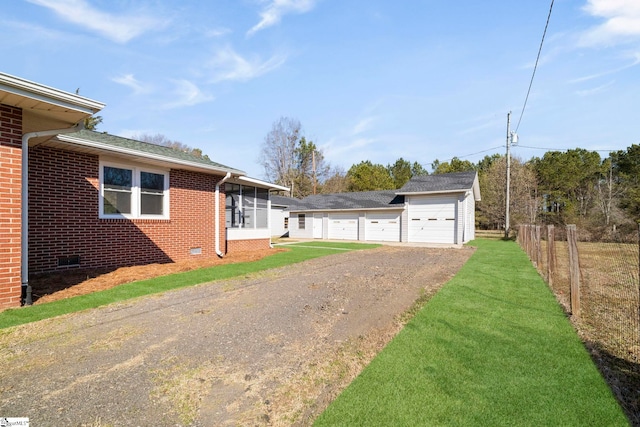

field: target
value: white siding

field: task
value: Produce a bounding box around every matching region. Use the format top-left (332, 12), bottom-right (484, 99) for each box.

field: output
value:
top-left (365, 212), bottom-right (401, 242)
top-left (270, 207), bottom-right (289, 237)
top-left (464, 192), bottom-right (476, 242)
top-left (289, 213), bottom-right (314, 239)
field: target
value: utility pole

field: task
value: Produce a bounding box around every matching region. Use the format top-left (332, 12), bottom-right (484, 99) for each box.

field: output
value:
top-left (505, 111), bottom-right (511, 239)
top-left (312, 150), bottom-right (317, 195)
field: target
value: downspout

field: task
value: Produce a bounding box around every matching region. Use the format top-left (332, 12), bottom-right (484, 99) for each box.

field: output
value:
top-left (268, 189), bottom-right (274, 248)
top-left (215, 172), bottom-right (232, 257)
top-left (21, 121), bottom-right (85, 305)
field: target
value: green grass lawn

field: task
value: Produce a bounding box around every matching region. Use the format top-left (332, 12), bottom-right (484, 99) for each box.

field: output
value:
top-left (0, 244), bottom-right (375, 330)
top-left (315, 239), bottom-right (628, 426)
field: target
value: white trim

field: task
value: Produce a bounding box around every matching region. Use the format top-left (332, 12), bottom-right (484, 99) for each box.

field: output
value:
top-left (99, 159), bottom-right (170, 220)
top-left (227, 228), bottom-right (270, 240)
top-left (396, 189), bottom-right (469, 196)
top-left (0, 72), bottom-right (104, 114)
top-left (290, 207), bottom-right (404, 214)
top-left (234, 175), bottom-right (289, 191)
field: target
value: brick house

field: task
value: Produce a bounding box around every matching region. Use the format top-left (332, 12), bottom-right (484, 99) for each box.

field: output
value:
top-left (0, 72), bottom-right (286, 309)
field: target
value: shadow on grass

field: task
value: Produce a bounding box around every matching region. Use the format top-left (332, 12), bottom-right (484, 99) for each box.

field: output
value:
top-left (587, 341), bottom-right (640, 426)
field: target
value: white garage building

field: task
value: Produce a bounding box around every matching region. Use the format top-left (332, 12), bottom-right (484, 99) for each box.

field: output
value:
top-left (283, 171), bottom-right (481, 245)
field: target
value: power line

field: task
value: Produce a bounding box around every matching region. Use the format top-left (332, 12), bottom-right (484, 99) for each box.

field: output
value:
top-left (516, 144), bottom-right (621, 153)
top-left (514, 0), bottom-right (554, 133)
top-left (439, 145), bottom-right (504, 163)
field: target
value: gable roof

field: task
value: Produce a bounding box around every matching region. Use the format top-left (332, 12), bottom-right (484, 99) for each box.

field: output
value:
top-left (397, 171), bottom-right (480, 200)
top-left (51, 129), bottom-right (245, 176)
top-left (275, 171), bottom-right (481, 212)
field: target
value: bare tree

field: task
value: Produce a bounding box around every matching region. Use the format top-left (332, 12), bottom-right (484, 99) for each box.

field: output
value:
top-left (259, 117), bottom-right (301, 196)
top-left (320, 166), bottom-right (349, 194)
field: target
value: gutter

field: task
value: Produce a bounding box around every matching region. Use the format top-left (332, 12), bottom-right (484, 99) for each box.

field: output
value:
top-left (215, 172), bottom-right (232, 257)
top-left (21, 121), bottom-right (84, 305)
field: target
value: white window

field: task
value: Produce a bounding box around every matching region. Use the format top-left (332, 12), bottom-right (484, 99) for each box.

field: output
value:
top-left (99, 161), bottom-right (169, 219)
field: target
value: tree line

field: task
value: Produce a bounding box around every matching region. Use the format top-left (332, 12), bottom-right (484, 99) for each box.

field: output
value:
top-left (260, 117), bottom-right (640, 238)
top-left (89, 114), bottom-right (640, 238)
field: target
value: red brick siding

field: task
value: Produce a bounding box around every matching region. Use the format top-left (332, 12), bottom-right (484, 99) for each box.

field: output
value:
top-left (226, 238), bottom-right (271, 253)
top-left (0, 104), bottom-right (23, 309)
top-left (28, 146), bottom-right (224, 273)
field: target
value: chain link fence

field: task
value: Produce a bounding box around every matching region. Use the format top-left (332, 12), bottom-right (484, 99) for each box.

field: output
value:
top-left (517, 224), bottom-right (640, 425)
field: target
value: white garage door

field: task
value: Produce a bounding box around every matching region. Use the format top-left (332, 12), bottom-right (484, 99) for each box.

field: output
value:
top-left (328, 213), bottom-right (358, 240)
top-left (408, 196), bottom-right (457, 244)
top-left (365, 212), bottom-right (400, 242)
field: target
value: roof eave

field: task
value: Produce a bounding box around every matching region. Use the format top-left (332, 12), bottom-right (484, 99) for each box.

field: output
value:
top-left (56, 134), bottom-right (245, 176)
top-left (0, 72), bottom-right (105, 115)
top-left (396, 188), bottom-right (470, 196)
top-left (290, 206), bottom-right (404, 213)
top-left (233, 176), bottom-right (290, 191)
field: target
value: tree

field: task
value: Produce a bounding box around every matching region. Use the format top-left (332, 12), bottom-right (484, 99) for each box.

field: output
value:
top-left (293, 137), bottom-right (330, 197)
top-left (133, 133), bottom-right (210, 160)
top-left (431, 157), bottom-right (475, 174)
top-left (611, 144), bottom-right (640, 220)
top-left (259, 117), bottom-right (331, 198)
top-left (347, 161), bottom-right (394, 191)
top-left (83, 115), bottom-right (103, 130)
top-left (411, 161), bottom-right (429, 177)
top-left (476, 154), bottom-right (502, 176)
top-left (387, 158), bottom-right (429, 189)
top-left (476, 156), bottom-right (537, 230)
top-left (259, 117), bottom-right (301, 196)
top-left (321, 166), bottom-right (349, 194)
top-left (594, 157), bottom-right (626, 226)
top-left (532, 149), bottom-right (602, 222)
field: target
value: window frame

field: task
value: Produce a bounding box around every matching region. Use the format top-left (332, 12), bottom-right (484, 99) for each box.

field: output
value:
top-left (224, 183), bottom-right (270, 230)
top-left (99, 160), bottom-right (170, 220)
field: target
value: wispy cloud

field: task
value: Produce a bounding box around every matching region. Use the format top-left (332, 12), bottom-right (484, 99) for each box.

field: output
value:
top-left (162, 79), bottom-right (214, 109)
top-left (207, 46), bottom-right (287, 82)
top-left (247, 0), bottom-right (317, 37)
top-left (569, 52), bottom-right (640, 83)
top-left (111, 74), bottom-right (151, 95)
top-left (26, 0), bottom-right (166, 43)
top-left (351, 117), bottom-right (377, 135)
top-left (575, 80), bottom-right (615, 96)
top-left (204, 27), bottom-right (232, 38)
top-left (579, 0), bottom-right (640, 46)
top-left (324, 137), bottom-right (376, 158)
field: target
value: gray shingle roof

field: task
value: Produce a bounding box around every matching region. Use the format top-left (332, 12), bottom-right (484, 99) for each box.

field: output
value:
top-left (397, 171), bottom-right (477, 194)
top-left (64, 129), bottom-right (244, 174)
top-left (276, 190), bottom-right (404, 212)
top-left (273, 172), bottom-right (479, 212)
top-left (271, 195), bottom-right (306, 209)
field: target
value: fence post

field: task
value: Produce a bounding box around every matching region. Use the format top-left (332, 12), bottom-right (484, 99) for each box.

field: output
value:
top-left (547, 225), bottom-right (555, 287)
top-left (567, 224), bottom-right (580, 318)
top-left (534, 225), bottom-right (541, 268)
top-left (529, 225), bottom-right (535, 260)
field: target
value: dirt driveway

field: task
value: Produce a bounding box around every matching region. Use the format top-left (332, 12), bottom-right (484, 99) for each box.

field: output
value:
top-left (0, 245), bottom-right (473, 426)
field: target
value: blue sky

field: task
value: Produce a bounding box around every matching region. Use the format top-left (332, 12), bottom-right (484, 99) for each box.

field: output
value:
top-left (3, 0), bottom-right (640, 179)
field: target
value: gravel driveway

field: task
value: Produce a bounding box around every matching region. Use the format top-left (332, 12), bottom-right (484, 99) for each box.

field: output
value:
top-left (0, 245), bottom-right (473, 426)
